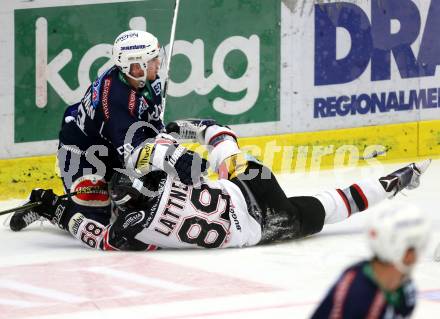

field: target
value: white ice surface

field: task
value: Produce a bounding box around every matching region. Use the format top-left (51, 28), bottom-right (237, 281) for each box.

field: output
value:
top-left (1, 160), bottom-right (440, 319)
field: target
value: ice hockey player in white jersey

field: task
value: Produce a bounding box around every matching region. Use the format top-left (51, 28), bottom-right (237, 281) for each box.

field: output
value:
top-left (23, 121), bottom-right (431, 251)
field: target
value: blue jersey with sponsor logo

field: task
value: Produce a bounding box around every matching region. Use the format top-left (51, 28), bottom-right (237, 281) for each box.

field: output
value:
top-left (59, 66), bottom-right (164, 164)
top-left (311, 261), bottom-right (415, 319)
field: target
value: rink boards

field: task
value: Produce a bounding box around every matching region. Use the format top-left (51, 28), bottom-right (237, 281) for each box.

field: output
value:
top-left (0, 118), bottom-right (438, 200)
top-left (1, 0), bottom-right (439, 158)
top-left (1, 0), bottom-right (440, 199)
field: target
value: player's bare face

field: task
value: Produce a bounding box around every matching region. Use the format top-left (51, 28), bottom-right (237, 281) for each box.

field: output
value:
top-left (147, 57), bottom-right (160, 81)
top-left (402, 248), bottom-right (417, 267)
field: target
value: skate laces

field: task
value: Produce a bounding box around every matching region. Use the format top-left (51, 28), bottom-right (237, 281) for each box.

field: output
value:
top-left (22, 210), bottom-right (40, 226)
top-left (2, 197), bottom-right (46, 229)
top-left (2, 210), bottom-right (45, 229)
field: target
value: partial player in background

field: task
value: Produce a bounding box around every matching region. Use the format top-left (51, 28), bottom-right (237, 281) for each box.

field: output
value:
top-left (21, 120), bottom-right (432, 252)
top-left (311, 204), bottom-right (430, 319)
top-left (9, 30), bottom-right (165, 231)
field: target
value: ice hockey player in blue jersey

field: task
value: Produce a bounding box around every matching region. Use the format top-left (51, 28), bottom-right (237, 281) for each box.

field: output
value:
top-left (311, 204), bottom-right (430, 319)
top-left (9, 30), bottom-right (165, 231)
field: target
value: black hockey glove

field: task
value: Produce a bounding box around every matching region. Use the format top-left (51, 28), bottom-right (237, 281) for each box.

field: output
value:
top-left (29, 189), bottom-right (70, 229)
top-left (107, 209), bottom-right (151, 251)
top-left (164, 146), bottom-right (209, 185)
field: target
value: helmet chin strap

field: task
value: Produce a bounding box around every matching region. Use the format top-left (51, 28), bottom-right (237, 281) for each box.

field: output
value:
top-left (395, 260), bottom-right (415, 276)
top-left (125, 72), bottom-right (147, 88)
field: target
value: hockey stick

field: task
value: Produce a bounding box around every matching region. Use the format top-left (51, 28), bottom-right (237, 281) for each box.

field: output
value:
top-left (0, 185), bottom-right (107, 216)
top-left (161, 0), bottom-right (181, 120)
top-left (357, 147), bottom-right (389, 160)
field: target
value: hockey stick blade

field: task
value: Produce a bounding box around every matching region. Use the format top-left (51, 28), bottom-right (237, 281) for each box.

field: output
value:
top-left (357, 147), bottom-right (389, 160)
top-left (0, 185), bottom-right (107, 217)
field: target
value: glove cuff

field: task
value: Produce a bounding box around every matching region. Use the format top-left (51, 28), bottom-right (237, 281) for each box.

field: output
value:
top-left (51, 199), bottom-right (72, 230)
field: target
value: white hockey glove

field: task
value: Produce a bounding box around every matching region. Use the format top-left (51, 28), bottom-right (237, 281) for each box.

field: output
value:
top-left (165, 119), bottom-right (217, 143)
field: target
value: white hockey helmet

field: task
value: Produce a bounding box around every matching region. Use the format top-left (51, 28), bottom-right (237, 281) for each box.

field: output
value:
top-left (112, 30), bottom-right (160, 87)
top-left (367, 203), bottom-right (430, 274)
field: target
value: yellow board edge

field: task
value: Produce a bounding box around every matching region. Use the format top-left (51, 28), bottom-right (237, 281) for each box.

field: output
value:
top-left (1, 120), bottom-right (439, 200)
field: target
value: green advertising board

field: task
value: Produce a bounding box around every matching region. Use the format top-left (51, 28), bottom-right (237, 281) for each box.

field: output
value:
top-left (15, 0), bottom-right (280, 143)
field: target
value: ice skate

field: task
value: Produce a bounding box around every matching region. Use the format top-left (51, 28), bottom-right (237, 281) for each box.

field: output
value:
top-left (9, 208), bottom-right (41, 232)
top-left (379, 159), bottom-right (431, 196)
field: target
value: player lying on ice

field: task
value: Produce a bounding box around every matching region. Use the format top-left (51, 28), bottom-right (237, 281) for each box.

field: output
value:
top-left (20, 121), bottom-right (431, 250)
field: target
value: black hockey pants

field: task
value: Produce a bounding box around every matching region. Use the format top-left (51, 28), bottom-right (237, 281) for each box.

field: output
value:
top-left (231, 162), bottom-right (326, 244)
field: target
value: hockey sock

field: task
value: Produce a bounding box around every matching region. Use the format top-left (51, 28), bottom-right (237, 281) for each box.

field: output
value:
top-left (315, 179), bottom-right (388, 224)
